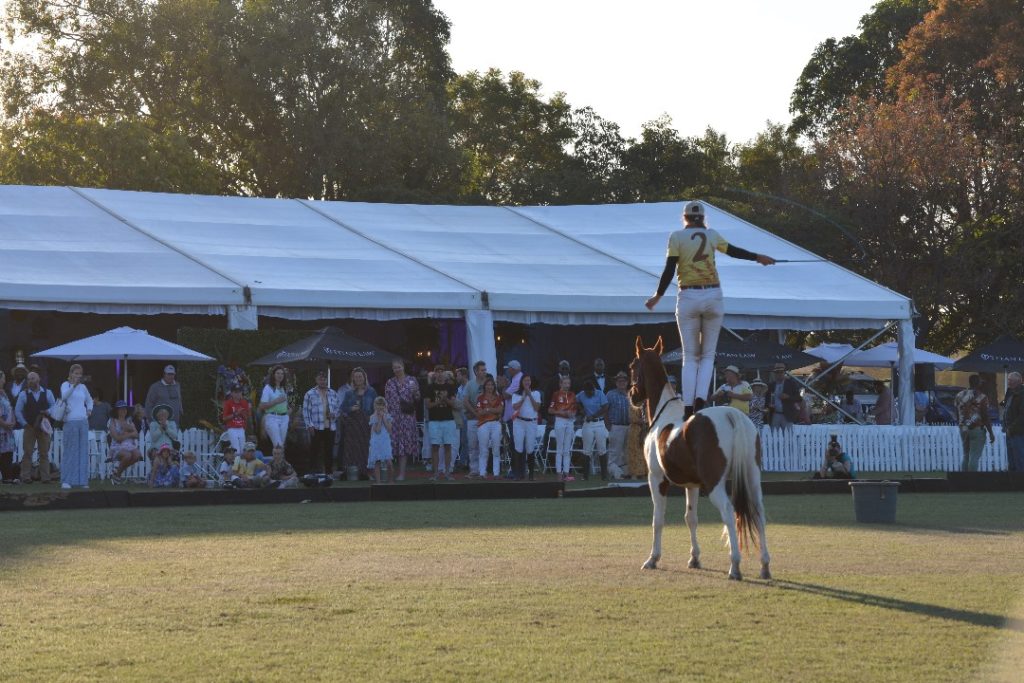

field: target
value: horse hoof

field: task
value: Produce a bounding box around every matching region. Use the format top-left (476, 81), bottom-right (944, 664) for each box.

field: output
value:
top-left (687, 558), bottom-right (701, 569)
top-left (641, 559), bottom-right (658, 570)
top-left (728, 570), bottom-right (742, 581)
top-left (760, 566), bottom-right (772, 580)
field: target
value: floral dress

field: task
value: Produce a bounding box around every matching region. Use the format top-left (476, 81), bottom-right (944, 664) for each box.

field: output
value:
top-left (385, 375), bottom-right (420, 460)
top-left (107, 417), bottom-right (140, 456)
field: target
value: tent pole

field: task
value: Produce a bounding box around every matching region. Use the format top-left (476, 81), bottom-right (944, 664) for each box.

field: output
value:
top-left (897, 319), bottom-right (915, 425)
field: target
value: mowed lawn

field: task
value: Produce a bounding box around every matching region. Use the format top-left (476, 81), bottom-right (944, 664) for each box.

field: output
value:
top-left (1, 493), bottom-right (1023, 682)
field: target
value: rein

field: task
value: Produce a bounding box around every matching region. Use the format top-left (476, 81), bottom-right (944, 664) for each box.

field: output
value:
top-left (647, 395), bottom-right (682, 433)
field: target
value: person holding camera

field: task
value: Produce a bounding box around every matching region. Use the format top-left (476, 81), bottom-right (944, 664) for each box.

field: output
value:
top-left (815, 435), bottom-right (856, 479)
top-left (710, 365), bottom-right (753, 414)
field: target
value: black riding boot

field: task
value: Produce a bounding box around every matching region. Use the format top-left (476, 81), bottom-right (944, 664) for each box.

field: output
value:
top-left (600, 454), bottom-right (609, 481)
top-left (511, 449), bottom-right (523, 480)
top-left (684, 405), bottom-right (694, 420)
top-left (694, 397), bottom-right (706, 412)
top-left (527, 453), bottom-right (536, 481)
top-left (582, 456), bottom-right (591, 480)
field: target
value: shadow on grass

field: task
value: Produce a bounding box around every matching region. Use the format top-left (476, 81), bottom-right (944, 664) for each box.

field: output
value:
top-left (1, 493), bottom-right (1022, 563)
top-left (770, 578), bottom-right (1024, 633)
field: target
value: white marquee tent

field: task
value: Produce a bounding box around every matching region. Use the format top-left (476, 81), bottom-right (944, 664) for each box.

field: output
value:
top-left (0, 185), bottom-right (917, 422)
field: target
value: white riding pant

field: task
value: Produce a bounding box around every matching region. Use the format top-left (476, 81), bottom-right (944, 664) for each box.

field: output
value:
top-left (581, 421), bottom-right (608, 457)
top-left (552, 417), bottom-right (575, 474)
top-left (263, 413), bottom-right (289, 447)
top-left (477, 421), bottom-right (502, 476)
top-left (226, 427), bottom-right (246, 454)
top-left (676, 288), bottom-right (724, 406)
top-left (513, 419), bottom-right (538, 454)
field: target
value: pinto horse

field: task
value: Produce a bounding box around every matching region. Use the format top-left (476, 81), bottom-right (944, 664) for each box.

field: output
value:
top-left (629, 337), bottom-right (771, 581)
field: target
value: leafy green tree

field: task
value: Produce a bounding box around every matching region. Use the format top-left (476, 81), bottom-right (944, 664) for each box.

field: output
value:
top-left (0, 0), bottom-right (459, 200)
top-left (790, 0), bottom-right (932, 137)
top-left (0, 113), bottom-right (222, 192)
top-left (448, 68), bottom-right (577, 205)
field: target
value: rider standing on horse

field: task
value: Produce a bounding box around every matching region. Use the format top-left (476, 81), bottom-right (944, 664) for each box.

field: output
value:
top-left (645, 201), bottom-right (776, 420)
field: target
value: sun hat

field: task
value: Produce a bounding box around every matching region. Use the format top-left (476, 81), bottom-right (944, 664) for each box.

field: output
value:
top-left (243, 441), bottom-right (256, 451)
top-left (724, 365), bottom-right (741, 375)
top-left (114, 399), bottom-right (128, 409)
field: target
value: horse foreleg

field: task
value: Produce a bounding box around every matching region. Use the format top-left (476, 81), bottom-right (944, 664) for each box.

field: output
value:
top-left (707, 481), bottom-right (742, 581)
top-left (643, 474), bottom-right (668, 570)
top-left (684, 486), bottom-right (701, 569)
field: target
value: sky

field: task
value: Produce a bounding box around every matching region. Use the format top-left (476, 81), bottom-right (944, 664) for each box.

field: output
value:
top-left (433, 0), bottom-right (878, 143)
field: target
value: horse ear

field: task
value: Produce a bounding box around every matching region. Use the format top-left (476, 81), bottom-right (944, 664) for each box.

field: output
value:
top-left (635, 336), bottom-right (644, 356)
top-left (654, 336), bottom-right (664, 355)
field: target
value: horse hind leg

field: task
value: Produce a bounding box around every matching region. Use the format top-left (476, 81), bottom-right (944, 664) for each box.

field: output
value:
top-left (643, 475), bottom-right (669, 570)
top-left (707, 481), bottom-right (742, 581)
top-left (684, 486), bottom-right (701, 569)
top-left (755, 490), bottom-right (772, 580)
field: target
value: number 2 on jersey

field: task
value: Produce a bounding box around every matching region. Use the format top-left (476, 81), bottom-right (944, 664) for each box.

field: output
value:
top-left (689, 231), bottom-right (709, 262)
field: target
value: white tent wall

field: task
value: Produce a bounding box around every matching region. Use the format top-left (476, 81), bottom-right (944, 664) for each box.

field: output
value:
top-left (0, 186), bottom-right (919, 422)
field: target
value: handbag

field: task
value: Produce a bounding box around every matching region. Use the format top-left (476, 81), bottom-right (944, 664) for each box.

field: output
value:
top-left (50, 384), bottom-right (75, 422)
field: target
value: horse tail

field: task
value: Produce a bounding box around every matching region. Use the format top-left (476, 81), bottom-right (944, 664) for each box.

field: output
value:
top-left (726, 410), bottom-right (761, 552)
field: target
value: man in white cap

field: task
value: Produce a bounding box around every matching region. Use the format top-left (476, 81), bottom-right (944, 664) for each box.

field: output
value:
top-left (145, 364), bottom-right (183, 422)
top-left (711, 365), bottom-right (753, 414)
top-left (644, 200), bottom-right (776, 420)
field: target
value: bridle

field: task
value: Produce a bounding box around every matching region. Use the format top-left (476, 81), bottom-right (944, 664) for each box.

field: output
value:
top-left (631, 353), bottom-right (682, 431)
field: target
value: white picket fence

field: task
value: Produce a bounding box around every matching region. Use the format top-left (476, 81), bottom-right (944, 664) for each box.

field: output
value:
top-left (12, 428), bottom-right (220, 481)
top-left (10, 425), bottom-right (1011, 480)
top-left (760, 424), bottom-right (1009, 473)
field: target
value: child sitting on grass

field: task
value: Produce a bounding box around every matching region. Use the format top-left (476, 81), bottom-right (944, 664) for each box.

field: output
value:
top-left (149, 446), bottom-right (180, 488)
top-left (368, 396), bottom-right (393, 483)
top-left (266, 445), bottom-right (299, 489)
top-left (219, 446), bottom-right (239, 487)
top-left (180, 451), bottom-right (206, 489)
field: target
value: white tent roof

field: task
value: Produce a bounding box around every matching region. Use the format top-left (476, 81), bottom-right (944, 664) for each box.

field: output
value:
top-left (0, 185), bottom-right (912, 330)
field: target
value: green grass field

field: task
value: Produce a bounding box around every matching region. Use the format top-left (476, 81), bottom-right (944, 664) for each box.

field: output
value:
top-left (2, 493), bottom-right (1022, 682)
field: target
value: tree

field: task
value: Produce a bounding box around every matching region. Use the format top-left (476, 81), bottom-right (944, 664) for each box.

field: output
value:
top-left (789, 0), bottom-right (932, 137)
top-left (448, 68), bottom-right (577, 205)
top-left (0, 0), bottom-right (459, 200)
top-left (0, 113), bottom-right (222, 193)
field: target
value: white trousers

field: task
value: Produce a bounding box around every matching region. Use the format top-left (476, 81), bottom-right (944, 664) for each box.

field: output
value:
top-left (477, 421), bottom-right (502, 476)
top-left (226, 427), bottom-right (246, 454)
top-left (513, 419), bottom-right (538, 454)
top-left (581, 421), bottom-right (608, 459)
top-left (465, 419), bottom-right (479, 473)
top-left (676, 288), bottom-right (724, 406)
top-left (607, 424), bottom-right (629, 470)
top-left (263, 413), bottom-right (289, 447)
top-left (552, 417), bottom-right (575, 474)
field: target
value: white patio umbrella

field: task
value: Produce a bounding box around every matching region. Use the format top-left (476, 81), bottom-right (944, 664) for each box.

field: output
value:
top-left (803, 343), bottom-right (857, 364)
top-left (845, 341), bottom-right (954, 368)
top-left (32, 326), bottom-right (214, 399)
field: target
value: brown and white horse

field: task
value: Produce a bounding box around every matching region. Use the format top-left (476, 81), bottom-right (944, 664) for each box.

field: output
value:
top-left (629, 337), bottom-right (771, 581)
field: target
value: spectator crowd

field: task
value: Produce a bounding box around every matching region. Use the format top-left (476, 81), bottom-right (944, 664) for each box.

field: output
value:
top-left (1, 356), bottom-right (1021, 488)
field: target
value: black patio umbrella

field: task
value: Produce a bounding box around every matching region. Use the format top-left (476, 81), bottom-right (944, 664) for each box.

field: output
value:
top-left (249, 327), bottom-right (402, 371)
top-left (952, 335), bottom-right (1024, 373)
top-left (662, 336), bottom-right (820, 370)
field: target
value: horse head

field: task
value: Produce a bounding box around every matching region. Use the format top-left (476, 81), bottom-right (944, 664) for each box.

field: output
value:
top-left (630, 336), bottom-right (669, 415)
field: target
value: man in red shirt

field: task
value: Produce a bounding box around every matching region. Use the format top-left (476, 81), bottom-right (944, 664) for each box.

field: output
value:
top-left (221, 384), bottom-right (251, 455)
